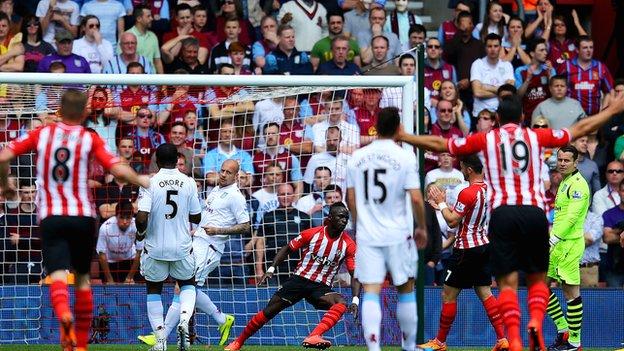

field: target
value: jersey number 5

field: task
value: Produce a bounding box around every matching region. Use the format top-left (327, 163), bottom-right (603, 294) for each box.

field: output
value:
top-left (165, 190), bottom-right (178, 219)
top-left (363, 169), bottom-right (387, 204)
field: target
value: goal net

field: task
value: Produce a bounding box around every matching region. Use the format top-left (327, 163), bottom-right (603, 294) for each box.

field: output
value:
top-left (0, 72), bottom-right (421, 346)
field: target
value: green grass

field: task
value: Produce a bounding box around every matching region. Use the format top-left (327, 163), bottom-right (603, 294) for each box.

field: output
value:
top-left (0, 346), bottom-right (616, 351)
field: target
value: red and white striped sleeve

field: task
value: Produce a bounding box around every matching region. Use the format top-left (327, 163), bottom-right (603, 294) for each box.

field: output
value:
top-left (453, 186), bottom-right (476, 217)
top-left (447, 132), bottom-right (487, 156)
top-left (7, 127), bottom-right (42, 156)
top-left (288, 227), bottom-right (316, 251)
top-left (535, 128), bottom-right (571, 149)
top-left (344, 235), bottom-right (356, 272)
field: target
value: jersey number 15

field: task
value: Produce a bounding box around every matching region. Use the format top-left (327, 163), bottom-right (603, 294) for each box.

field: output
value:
top-left (363, 169), bottom-right (387, 204)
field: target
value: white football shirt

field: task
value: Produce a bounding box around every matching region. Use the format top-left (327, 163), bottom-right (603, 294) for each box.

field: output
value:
top-left (137, 168), bottom-right (202, 261)
top-left (347, 139), bottom-right (420, 246)
top-left (198, 183), bottom-right (250, 247)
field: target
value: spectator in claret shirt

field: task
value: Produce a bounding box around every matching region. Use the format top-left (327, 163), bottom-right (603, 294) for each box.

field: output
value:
top-left (424, 37), bottom-right (457, 104)
top-left (182, 110), bottom-right (207, 157)
top-left (263, 24), bottom-right (312, 75)
top-left (514, 38), bottom-right (555, 120)
top-left (354, 89), bottom-right (381, 146)
top-left (128, 107), bottom-right (165, 172)
top-left (214, 0), bottom-right (255, 46)
top-left (37, 28), bottom-right (90, 73)
top-left (228, 41), bottom-right (253, 75)
top-left (437, 0), bottom-right (471, 47)
top-left (161, 3), bottom-right (210, 65)
top-left (252, 15), bottom-right (279, 74)
top-left (112, 62), bottom-right (158, 122)
top-left (209, 17), bottom-right (251, 72)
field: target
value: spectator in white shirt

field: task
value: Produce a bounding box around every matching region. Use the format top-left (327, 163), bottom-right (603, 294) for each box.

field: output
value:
top-left (312, 99), bottom-right (360, 154)
top-left (251, 163), bottom-right (282, 227)
top-left (593, 160), bottom-right (624, 216)
top-left (36, 0), bottom-right (80, 45)
top-left (305, 126), bottom-right (349, 191)
top-left (72, 15), bottom-right (113, 73)
top-left (424, 152), bottom-right (465, 192)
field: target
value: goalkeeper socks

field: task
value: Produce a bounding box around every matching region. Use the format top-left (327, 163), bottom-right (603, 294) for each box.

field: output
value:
top-left (566, 296), bottom-right (582, 347)
top-left (498, 288), bottom-right (521, 347)
top-left (310, 303), bottom-right (346, 336)
top-left (528, 282), bottom-right (549, 325)
top-left (396, 292), bottom-right (417, 351)
top-left (163, 294), bottom-right (181, 338)
top-left (50, 280), bottom-right (72, 322)
top-left (361, 292), bottom-right (382, 351)
top-left (482, 295), bottom-right (505, 339)
top-left (196, 289), bottom-right (227, 325)
top-left (547, 291), bottom-right (569, 332)
top-left (178, 285), bottom-right (196, 325)
top-left (436, 301), bottom-right (457, 343)
top-left (147, 294), bottom-right (164, 334)
top-left (236, 310), bottom-right (269, 345)
top-left (74, 289), bottom-right (93, 348)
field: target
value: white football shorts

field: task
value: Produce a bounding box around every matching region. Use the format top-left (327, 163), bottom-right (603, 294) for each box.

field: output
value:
top-left (140, 252), bottom-right (195, 282)
top-left (193, 230), bottom-right (225, 287)
top-left (355, 238), bottom-right (418, 286)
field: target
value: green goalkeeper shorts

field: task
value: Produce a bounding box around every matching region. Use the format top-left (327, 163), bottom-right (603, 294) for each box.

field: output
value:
top-left (547, 237), bottom-right (585, 285)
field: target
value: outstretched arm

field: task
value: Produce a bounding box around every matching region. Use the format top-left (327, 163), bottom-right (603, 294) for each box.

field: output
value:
top-left (398, 133), bottom-right (449, 153)
top-left (569, 92), bottom-right (624, 138)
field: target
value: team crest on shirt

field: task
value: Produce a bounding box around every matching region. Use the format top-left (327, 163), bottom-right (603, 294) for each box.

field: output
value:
top-left (498, 67), bottom-right (506, 75)
top-left (368, 126), bottom-right (377, 136)
top-left (443, 70), bottom-right (450, 79)
top-left (568, 44), bottom-right (576, 52)
top-left (571, 190), bottom-right (582, 199)
top-left (592, 71), bottom-right (599, 80)
top-left (552, 130), bottom-right (565, 139)
top-left (455, 202), bottom-right (465, 212)
top-left (453, 138), bottom-right (467, 147)
top-left (541, 76), bottom-right (548, 85)
top-left (75, 59), bottom-right (82, 67)
top-left (142, 96), bottom-right (149, 103)
top-left (432, 80), bottom-right (441, 90)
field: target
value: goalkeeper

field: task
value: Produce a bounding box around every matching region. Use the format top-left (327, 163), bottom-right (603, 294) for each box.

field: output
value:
top-left (546, 145), bottom-right (590, 351)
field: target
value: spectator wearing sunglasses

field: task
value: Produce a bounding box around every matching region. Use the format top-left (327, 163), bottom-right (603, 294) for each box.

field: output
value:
top-left (593, 161), bottom-right (624, 217)
top-left (17, 15), bottom-right (55, 73)
top-left (72, 15), bottom-right (113, 73)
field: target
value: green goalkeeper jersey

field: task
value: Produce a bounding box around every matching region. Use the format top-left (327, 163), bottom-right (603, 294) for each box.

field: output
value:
top-left (551, 170), bottom-right (590, 240)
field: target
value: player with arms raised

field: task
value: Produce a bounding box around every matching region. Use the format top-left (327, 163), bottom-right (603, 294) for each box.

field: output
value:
top-left (225, 202), bottom-right (360, 351)
top-left (399, 94), bottom-right (624, 351)
top-left (421, 154), bottom-right (508, 351)
top-left (0, 89), bottom-right (150, 351)
top-left (136, 143), bottom-right (202, 351)
top-left (346, 107), bottom-right (427, 351)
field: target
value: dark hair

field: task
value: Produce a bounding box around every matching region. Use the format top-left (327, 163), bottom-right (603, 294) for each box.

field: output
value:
top-left (277, 24), bottom-right (293, 36)
top-left (455, 0), bottom-right (473, 12)
top-left (21, 15), bottom-right (43, 45)
top-left (497, 83), bottom-right (517, 96)
top-left (484, 32), bottom-right (502, 45)
top-left (615, 78), bottom-right (624, 87)
top-left (496, 95), bottom-right (523, 124)
top-left (527, 37), bottom-right (547, 54)
top-left (479, 0), bottom-right (505, 41)
top-left (156, 143), bottom-right (178, 168)
top-left (175, 3), bottom-right (193, 15)
top-left (326, 125), bottom-right (341, 139)
top-left (116, 200), bottom-right (134, 217)
top-left (171, 121), bottom-right (188, 132)
top-left (218, 63), bottom-right (235, 73)
top-left (324, 184), bottom-right (343, 196)
top-left (191, 4), bottom-right (207, 14)
top-left (133, 4), bottom-right (150, 19)
top-left (377, 107), bottom-right (400, 137)
top-left (549, 74), bottom-right (567, 86)
top-left (399, 54), bottom-right (415, 67)
top-left (263, 122), bottom-right (280, 134)
top-left (127, 61), bottom-right (145, 73)
top-left (326, 11), bottom-right (344, 23)
top-left (315, 166), bottom-right (332, 177)
top-left (177, 152), bottom-right (187, 161)
top-left (456, 11), bottom-right (473, 24)
top-left (576, 35), bottom-right (592, 47)
top-left (18, 179), bottom-right (35, 189)
top-left (0, 11), bottom-right (9, 25)
top-left (558, 145), bottom-right (579, 161)
top-left (329, 201), bottom-right (348, 213)
top-left (620, 178), bottom-right (624, 190)
top-left (459, 154), bottom-right (483, 174)
top-left (408, 24), bottom-right (426, 36)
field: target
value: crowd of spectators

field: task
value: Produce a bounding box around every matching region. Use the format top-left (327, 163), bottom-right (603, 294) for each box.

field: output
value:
top-left (0, 0), bottom-right (623, 289)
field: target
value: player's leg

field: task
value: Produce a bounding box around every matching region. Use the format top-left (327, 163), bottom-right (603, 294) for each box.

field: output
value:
top-left (141, 255), bottom-right (169, 350)
top-left (172, 253), bottom-right (198, 351)
top-left (40, 217), bottom-right (77, 351)
top-left (67, 217), bottom-right (97, 351)
top-left (226, 294), bottom-right (294, 350)
top-left (474, 286), bottom-right (507, 349)
top-left (419, 284), bottom-right (460, 351)
top-left (161, 283), bottom-right (181, 340)
top-left (388, 239), bottom-right (419, 351)
top-left (301, 293), bottom-right (347, 349)
top-left (546, 244), bottom-right (570, 349)
top-left (559, 283), bottom-right (582, 350)
top-left (355, 245), bottom-right (388, 351)
top-left (490, 207), bottom-right (523, 351)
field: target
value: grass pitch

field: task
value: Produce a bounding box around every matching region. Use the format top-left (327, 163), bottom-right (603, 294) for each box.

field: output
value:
top-left (0, 346), bottom-right (616, 351)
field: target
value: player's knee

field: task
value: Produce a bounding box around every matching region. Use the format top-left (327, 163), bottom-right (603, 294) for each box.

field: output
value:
top-left (146, 281), bottom-right (163, 295)
top-left (441, 289), bottom-right (458, 303)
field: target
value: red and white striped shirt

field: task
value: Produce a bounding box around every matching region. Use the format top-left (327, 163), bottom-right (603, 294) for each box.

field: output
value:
top-left (447, 124), bottom-right (571, 210)
top-left (8, 122), bottom-right (120, 221)
top-left (453, 182), bottom-right (489, 249)
top-left (288, 226), bottom-right (356, 286)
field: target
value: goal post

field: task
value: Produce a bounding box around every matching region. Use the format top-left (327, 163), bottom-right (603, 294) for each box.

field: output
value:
top-left (0, 68), bottom-right (426, 346)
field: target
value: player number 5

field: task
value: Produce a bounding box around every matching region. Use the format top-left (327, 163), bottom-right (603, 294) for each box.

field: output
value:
top-left (165, 190), bottom-right (178, 219)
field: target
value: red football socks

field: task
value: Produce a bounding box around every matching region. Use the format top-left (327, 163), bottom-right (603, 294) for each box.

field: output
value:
top-left (50, 280), bottom-right (72, 322)
top-left (528, 282), bottom-right (549, 325)
top-left (498, 288), bottom-right (521, 346)
top-left (310, 304), bottom-right (347, 336)
top-left (482, 295), bottom-right (505, 339)
top-left (435, 301), bottom-right (457, 343)
top-left (74, 289), bottom-right (93, 348)
top-left (236, 310), bottom-right (269, 345)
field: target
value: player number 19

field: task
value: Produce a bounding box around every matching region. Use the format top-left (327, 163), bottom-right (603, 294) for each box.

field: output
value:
top-left (499, 140), bottom-right (530, 173)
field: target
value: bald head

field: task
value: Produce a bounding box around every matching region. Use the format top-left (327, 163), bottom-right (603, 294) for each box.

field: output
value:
top-left (218, 159), bottom-right (240, 187)
top-left (277, 183), bottom-right (295, 208)
top-left (223, 159), bottom-right (240, 173)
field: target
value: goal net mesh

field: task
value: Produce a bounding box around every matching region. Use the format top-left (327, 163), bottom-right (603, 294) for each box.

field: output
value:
top-left (0, 79), bottom-right (414, 346)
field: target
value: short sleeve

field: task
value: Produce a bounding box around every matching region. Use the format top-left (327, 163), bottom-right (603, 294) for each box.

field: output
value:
top-left (535, 128), bottom-right (571, 148)
top-left (469, 59), bottom-right (482, 82)
top-left (289, 155), bottom-right (303, 181)
top-left (231, 193), bottom-right (251, 224)
top-left (240, 152), bottom-right (254, 174)
top-left (137, 186), bottom-right (152, 213)
top-left (346, 157), bottom-right (356, 189)
top-left (447, 133), bottom-right (486, 156)
top-left (188, 182), bottom-right (202, 216)
top-left (453, 187), bottom-right (475, 217)
top-left (96, 223), bottom-right (107, 254)
top-left (35, 0), bottom-right (48, 17)
top-left (7, 128), bottom-right (40, 156)
top-left (90, 131), bottom-right (121, 170)
top-left (404, 152), bottom-right (420, 190)
top-left (288, 228), bottom-right (314, 251)
top-left (69, 3), bottom-right (80, 25)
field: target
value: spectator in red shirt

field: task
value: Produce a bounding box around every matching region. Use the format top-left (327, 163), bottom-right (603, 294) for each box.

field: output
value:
top-left (161, 3), bottom-right (210, 65)
top-left (355, 88), bottom-right (381, 146)
top-left (542, 11), bottom-right (587, 72)
top-left (129, 107), bottom-right (165, 171)
top-left (426, 100), bottom-right (463, 172)
top-left (214, 0), bottom-right (255, 46)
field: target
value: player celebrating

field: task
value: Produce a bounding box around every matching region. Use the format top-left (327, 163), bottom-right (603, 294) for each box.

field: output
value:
top-left (147, 159), bottom-right (247, 346)
top-left (346, 107), bottom-right (427, 351)
top-left (0, 89), bottom-right (150, 351)
top-left (225, 202), bottom-right (360, 351)
top-left (136, 143), bottom-right (202, 351)
top-left (421, 154), bottom-right (508, 351)
top-left (398, 94), bottom-right (624, 351)
top-left (546, 146), bottom-right (589, 351)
